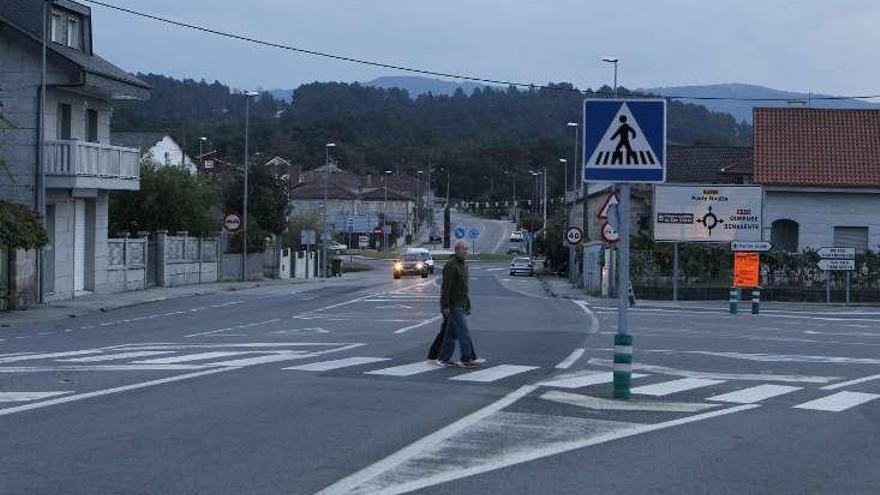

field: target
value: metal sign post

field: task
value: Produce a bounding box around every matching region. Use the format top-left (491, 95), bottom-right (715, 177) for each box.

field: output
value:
top-left (584, 98), bottom-right (666, 401)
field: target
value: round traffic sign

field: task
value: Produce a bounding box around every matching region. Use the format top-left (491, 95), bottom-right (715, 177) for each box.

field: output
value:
top-left (224, 213), bottom-right (241, 232)
top-left (454, 227), bottom-right (466, 239)
top-left (468, 228), bottom-right (480, 240)
top-left (565, 226), bottom-right (583, 246)
top-left (601, 222), bottom-right (619, 243)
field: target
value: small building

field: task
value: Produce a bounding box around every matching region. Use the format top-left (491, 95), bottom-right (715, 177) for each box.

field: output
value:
top-left (755, 108), bottom-right (880, 253)
top-left (111, 132), bottom-right (196, 173)
top-left (0, 0), bottom-right (150, 304)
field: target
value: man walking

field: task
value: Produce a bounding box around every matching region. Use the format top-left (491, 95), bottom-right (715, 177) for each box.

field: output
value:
top-left (438, 240), bottom-right (479, 368)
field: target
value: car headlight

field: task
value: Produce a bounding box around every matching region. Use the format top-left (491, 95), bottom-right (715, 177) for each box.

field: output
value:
top-left (416, 262), bottom-right (424, 269)
top-left (394, 262), bottom-right (403, 270)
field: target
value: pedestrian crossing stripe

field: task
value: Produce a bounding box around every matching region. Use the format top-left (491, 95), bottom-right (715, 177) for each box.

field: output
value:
top-left (583, 99), bottom-right (666, 183)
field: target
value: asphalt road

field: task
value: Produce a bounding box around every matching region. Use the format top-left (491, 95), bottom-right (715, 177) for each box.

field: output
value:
top-left (2, 265), bottom-right (879, 494)
top-left (449, 211), bottom-right (517, 255)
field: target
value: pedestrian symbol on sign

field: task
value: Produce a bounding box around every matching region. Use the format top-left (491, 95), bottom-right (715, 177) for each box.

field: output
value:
top-left (591, 104), bottom-right (658, 167)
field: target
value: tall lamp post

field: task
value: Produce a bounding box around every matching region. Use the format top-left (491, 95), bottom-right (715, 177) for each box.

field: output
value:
top-left (382, 170), bottom-right (392, 252)
top-left (323, 142), bottom-right (336, 277)
top-left (416, 170), bottom-right (424, 236)
top-left (567, 122), bottom-right (584, 237)
top-left (241, 90), bottom-right (259, 281)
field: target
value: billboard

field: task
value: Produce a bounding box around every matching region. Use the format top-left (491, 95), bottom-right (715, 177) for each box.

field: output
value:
top-left (653, 185), bottom-right (763, 242)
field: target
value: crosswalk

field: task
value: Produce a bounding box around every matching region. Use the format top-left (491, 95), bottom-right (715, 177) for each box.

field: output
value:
top-left (2, 344), bottom-right (879, 415)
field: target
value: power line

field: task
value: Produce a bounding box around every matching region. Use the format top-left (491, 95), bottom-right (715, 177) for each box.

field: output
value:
top-left (85, 0), bottom-right (880, 103)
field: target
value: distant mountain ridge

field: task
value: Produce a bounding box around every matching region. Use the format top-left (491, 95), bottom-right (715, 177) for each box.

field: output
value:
top-left (268, 76), bottom-right (488, 102)
top-left (643, 83), bottom-right (880, 124)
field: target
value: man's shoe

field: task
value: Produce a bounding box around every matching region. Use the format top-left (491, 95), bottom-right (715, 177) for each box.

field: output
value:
top-left (435, 360), bottom-right (455, 367)
top-left (460, 360), bottom-right (481, 369)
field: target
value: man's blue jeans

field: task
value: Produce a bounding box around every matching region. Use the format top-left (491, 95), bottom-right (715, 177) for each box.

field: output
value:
top-left (439, 307), bottom-right (476, 362)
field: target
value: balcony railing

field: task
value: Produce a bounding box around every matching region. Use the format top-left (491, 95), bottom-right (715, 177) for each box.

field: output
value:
top-left (45, 140), bottom-right (140, 180)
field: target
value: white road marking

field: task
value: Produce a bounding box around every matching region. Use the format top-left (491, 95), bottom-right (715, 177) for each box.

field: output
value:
top-left (555, 349), bottom-right (585, 369)
top-left (0, 364), bottom-right (208, 372)
top-left (572, 301), bottom-right (600, 335)
top-left (706, 384), bottom-right (803, 404)
top-left (375, 305), bottom-right (413, 309)
top-left (657, 350), bottom-right (880, 365)
top-left (366, 361), bottom-right (444, 377)
top-left (59, 351), bottom-right (176, 363)
top-left (586, 358), bottom-right (839, 383)
top-left (631, 378), bottom-right (726, 397)
top-left (793, 391), bottom-right (880, 412)
top-left (0, 391), bottom-right (73, 402)
top-left (184, 318), bottom-right (282, 338)
top-left (284, 357), bottom-right (391, 371)
top-left (0, 349), bottom-right (106, 363)
top-left (540, 390), bottom-right (718, 412)
top-left (822, 374), bottom-right (880, 391)
top-left (484, 267), bottom-right (506, 272)
top-left (450, 365), bottom-right (538, 383)
top-left (313, 385), bottom-right (537, 495)
top-left (0, 368), bottom-right (233, 418)
top-left (134, 351), bottom-right (253, 364)
top-left (394, 315), bottom-right (443, 334)
top-left (540, 371), bottom-right (649, 389)
top-left (314, 393), bottom-right (757, 495)
top-left (209, 344), bottom-right (365, 367)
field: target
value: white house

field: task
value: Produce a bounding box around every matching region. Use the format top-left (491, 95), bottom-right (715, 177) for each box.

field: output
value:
top-left (111, 132), bottom-right (196, 173)
top-left (754, 108), bottom-right (880, 253)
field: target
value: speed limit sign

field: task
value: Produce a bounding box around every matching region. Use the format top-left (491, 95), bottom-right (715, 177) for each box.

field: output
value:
top-left (564, 226), bottom-right (584, 246)
top-left (224, 212), bottom-right (241, 232)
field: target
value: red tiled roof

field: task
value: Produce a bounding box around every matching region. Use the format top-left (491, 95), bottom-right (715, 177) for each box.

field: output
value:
top-left (754, 108), bottom-right (880, 187)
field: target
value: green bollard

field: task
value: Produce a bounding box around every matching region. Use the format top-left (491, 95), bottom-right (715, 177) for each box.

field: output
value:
top-left (613, 333), bottom-right (634, 399)
top-left (729, 287), bottom-right (740, 314)
top-left (752, 288), bottom-right (760, 315)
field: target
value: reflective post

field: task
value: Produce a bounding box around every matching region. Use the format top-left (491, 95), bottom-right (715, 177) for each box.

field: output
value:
top-left (751, 288), bottom-right (760, 315)
top-left (729, 287), bottom-right (740, 314)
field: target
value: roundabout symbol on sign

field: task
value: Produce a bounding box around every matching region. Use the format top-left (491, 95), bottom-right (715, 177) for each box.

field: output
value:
top-left (696, 206), bottom-right (723, 236)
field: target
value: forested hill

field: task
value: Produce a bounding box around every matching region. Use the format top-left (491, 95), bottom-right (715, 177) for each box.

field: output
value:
top-left (112, 74), bottom-right (752, 200)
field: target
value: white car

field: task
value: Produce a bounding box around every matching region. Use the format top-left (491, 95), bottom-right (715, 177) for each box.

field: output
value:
top-left (405, 247), bottom-right (435, 274)
top-left (326, 241), bottom-right (347, 254)
top-left (509, 230), bottom-right (524, 242)
top-left (509, 256), bottom-right (534, 276)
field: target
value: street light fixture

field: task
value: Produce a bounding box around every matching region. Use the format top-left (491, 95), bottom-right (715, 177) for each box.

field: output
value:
top-left (602, 57), bottom-right (619, 97)
top-left (383, 170), bottom-right (392, 252)
top-left (241, 90), bottom-right (259, 281)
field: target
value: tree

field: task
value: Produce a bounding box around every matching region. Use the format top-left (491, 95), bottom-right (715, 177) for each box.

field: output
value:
top-left (110, 162), bottom-right (220, 236)
top-left (0, 200), bottom-right (48, 250)
top-left (220, 161), bottom-right (290, 252)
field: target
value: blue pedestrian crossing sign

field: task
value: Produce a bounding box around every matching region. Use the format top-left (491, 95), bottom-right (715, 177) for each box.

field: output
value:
top-left (468, 227), bottom-right (480, 240)
top-left (454, 227), bottom-right (466, 239)
top-left (583, 99), bottom-right (666, 183)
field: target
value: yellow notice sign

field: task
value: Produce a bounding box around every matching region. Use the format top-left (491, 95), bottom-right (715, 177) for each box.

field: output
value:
top-left (734, 252), bottom-right (760, 288)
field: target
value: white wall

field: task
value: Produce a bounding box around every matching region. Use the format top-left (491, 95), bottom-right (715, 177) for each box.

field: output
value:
top-left (764, 190), bottom-right (880, 252)
top-left (147, 136), bottom-right (196, 173)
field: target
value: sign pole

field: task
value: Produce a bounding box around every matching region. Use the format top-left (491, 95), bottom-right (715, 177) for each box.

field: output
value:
top-left (846, 271), bottom-right (851, 305)
top-left (613, 183), bottom-right (632, 399)
top-left (826, 271), bottom-right (831, 304)
top-left (672, 242), bottom-right (679, 302)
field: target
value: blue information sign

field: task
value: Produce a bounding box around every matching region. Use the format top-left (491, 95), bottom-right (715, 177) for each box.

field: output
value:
top-left (468, 228), bottom-right (480, 240)
top-left (454, 227), bottom-right (466, 239)
top-left (583, 99), bottom-right (666, 183)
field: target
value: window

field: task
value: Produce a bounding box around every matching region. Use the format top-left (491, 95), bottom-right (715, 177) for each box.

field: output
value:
top-left (771, 219), bottom-right (799, 252)
top-left (50, 13), bottom-right (63, 43)
top-left (833, 226), bottom-right (868, 254)
top-left (86, 109), bottom-right (98, 143)
top-left (67, 17), bottom-right (80, 49)
top-left (57, 103), bottom-right (71, 140)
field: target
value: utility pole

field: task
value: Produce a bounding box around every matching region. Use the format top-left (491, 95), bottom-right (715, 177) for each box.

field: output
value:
top-left (241, 91), bottom-right (259, 281)
top-left (323, 142), bottom-right (336, 277)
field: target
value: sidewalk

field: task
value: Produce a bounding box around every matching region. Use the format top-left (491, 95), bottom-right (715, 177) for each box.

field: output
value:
top-left (0, 270), bottom-right (378, 328)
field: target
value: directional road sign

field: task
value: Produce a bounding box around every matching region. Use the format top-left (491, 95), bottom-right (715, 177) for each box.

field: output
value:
top-left (454, 227), bottom-right (466, 239)
top-left (565, 226), bottom-right (584, 246)
top-left (468, 228), bottom-right (480, 240)
top-left (818, 259), bottom-right (855, 271)
top-left (224, 213), bottom-right (241, 232)
top-left (583, 99), bottom-right (666, 183)
top-left (653, 185), bottom-right (763, 242)
top-left (817, 247), bottom-right (856, 260)
top-left (731, 241), bottom-right (773, 252)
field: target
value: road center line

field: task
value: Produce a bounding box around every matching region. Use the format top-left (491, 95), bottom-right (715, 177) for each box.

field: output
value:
top-left (554, 349), bottom-right (586, 369)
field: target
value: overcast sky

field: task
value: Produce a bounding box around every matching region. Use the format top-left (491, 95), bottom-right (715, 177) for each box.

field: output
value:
top-left (91, 0), bottom-right (880, 95)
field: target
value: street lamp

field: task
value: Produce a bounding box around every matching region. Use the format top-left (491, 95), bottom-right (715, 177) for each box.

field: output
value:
top-left (559, 158), bottom-right (568, 215)
top-left (198, 136), bottom-right (207, 158)
top-left (323, 142), bottom-right (336, 277)
top-left (504, 170), bottom-right (518, 224)
top-left (602, 57), bottom-right (619, 97)
top-left (241, 90), bottom-right (259, 281)
top-left (416, 170), bottom-right (424, 235)
top-left (382, 170), bottom-right (393, 251)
